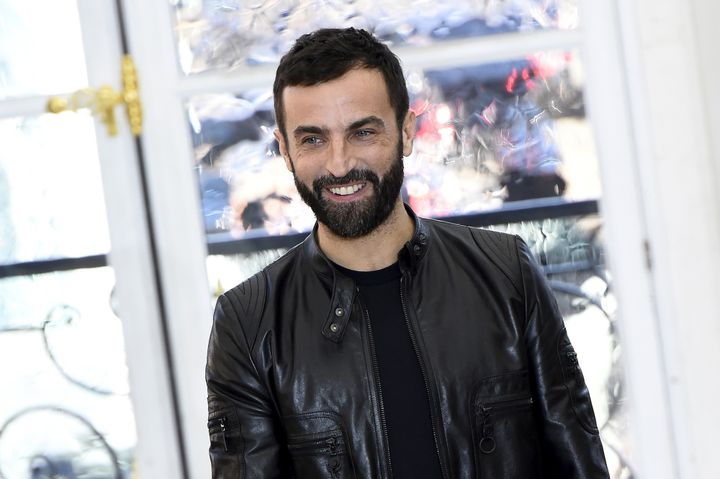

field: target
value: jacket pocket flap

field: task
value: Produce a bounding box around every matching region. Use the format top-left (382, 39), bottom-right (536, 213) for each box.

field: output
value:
top-left (283, 411), bottom-right (344, 441)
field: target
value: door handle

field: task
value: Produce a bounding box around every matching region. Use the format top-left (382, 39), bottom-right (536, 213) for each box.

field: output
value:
top-left (47, 55), bottom-right (142, 137)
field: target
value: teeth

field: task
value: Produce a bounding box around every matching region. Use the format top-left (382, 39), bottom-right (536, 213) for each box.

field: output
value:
top-left (329, 183), bottom-right (364, 196)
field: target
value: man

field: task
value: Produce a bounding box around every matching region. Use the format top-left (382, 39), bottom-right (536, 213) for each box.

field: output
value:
top-left (206, 28), bottom-right (609, 478)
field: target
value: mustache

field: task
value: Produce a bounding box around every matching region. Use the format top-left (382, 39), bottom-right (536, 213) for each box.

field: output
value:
top-left (312, 169), bottom-right (380, 195)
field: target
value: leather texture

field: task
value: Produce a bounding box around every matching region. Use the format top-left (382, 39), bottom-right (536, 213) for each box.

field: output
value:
top-left (206, 207), bottom-right (610, 478)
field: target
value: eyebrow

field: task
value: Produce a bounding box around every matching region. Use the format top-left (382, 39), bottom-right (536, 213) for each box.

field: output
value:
top-left (348, 116), bottom-right (386, 131)
top-left (292, 116), bottom-right (387, 140)
top-left (292, 125), bottom-right (327, 139)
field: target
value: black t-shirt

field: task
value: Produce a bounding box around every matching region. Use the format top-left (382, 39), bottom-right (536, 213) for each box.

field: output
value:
top-left (335, 262), bottom-right (443, 478)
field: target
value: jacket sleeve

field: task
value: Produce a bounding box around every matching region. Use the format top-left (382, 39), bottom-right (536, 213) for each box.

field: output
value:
top-left (206, 282), bottom-right (288, 478)
top-left (516, 236), bottom-right (610, 478)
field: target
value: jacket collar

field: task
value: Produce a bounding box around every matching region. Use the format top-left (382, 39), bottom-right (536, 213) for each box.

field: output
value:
top-left (303, 203), bottom-right (430, 277)
top-left (301, 203), bottom-right (430, 342)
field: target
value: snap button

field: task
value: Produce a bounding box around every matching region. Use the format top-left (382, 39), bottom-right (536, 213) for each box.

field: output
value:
top-left (334, 307), bottom-right (344, 317)
top-left (330, 323), bottom-right (339, 333)
top-left (418, 233), bottom-right (426, 240)
top-left (413, 244), bottom-right (421, 255)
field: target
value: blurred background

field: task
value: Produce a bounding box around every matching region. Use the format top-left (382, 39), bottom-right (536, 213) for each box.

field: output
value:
top-left (1, 0), bottom-right (719, 478)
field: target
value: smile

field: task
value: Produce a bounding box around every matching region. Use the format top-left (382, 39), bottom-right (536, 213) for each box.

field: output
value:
top-left (328, 183), bottom-right (366, 196)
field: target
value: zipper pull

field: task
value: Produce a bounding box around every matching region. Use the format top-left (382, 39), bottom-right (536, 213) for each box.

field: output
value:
top-left (326, 436), bottom-right (338, 454)
top-left (218, 417), bottom-right (228, 452)
top-left (566, 350), bottom-right (580, 373)
top-left (328, 458), bottom-right (341, 476)
top-left (479, 406), bottom-right (496, 454)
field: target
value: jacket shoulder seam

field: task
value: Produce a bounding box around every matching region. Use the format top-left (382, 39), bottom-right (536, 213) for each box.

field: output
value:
top-left (222, 269), bottom-right (269, 353)
top-left (468, 227), bottom-right (523, 296)
top-left (514, 235), bottom-right (533, 327)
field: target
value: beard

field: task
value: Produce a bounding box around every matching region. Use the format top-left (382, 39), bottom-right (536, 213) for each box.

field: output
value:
top-left (292, 141), bottom-right (404, 238)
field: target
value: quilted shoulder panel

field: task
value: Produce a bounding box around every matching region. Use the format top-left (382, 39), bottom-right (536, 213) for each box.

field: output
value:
top-left (223, 270), bottom-right (268, 349)
top-left (468, 227), bottom-right (523, 296)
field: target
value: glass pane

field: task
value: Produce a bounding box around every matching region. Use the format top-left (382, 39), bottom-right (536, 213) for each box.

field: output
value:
top-left (0, 114), bottom-right (111, 264)
top-left (0, 0), bottom-right (87, 99)
top-left (207, 214), bottom-right (632, 478)
top-left (0, 267), bottom-right (136, 479)
top-left (190, 50), bottom-right (598, 239)
top-left (172, 0), bottom-right (579, 74)
top-left (409, 50), bottom-right (599, 216)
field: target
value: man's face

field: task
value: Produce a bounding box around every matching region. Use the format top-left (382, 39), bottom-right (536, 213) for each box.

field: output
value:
top-left (274, 68), bottom-right (416, 238)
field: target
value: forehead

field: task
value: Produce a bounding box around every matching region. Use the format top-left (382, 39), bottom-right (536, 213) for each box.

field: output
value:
top-left (281, 68), bottom-right (394, 128)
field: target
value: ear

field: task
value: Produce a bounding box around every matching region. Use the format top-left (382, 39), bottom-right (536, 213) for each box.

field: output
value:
top-left (274, 128), bottom-right (293, 172)
top-left (401, 109), bottom-right (417, 157)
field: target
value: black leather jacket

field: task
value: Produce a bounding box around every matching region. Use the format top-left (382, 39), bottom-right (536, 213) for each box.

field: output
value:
top-left (206, 209), bottom-right (610, 478)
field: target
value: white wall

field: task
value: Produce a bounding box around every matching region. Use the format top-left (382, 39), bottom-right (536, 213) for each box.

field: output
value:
top-left (619, 0), bottom-right (720, 477)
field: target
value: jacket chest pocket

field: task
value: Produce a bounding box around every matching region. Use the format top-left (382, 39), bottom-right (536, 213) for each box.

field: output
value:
top-left (284, 412), bottom-right (356, 479)
top-left (471, 370), bottom-right (542, 479)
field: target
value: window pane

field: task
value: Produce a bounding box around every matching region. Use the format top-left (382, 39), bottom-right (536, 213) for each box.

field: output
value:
top-left (172, 0), bottom-right (579, 74)
top-left (0, 114), bottom-right (111, 264)
top-left (0, 0), bottom-right (87, 99)
top-left (411, 50), bottom-right (599, 215)
top-left (190, 50), bottom-right (599, 238)
top-left (0, 267), bottom-right (136, 478)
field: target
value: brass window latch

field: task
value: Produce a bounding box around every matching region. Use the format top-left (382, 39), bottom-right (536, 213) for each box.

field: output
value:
top-left (47, 55), bottom-right (142, 137)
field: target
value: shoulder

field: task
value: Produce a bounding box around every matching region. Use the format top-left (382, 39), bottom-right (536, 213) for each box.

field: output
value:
top-left (422, 217), bottom-right (525, 294)
top-left (423, 216), bottom-right (521, 260)
top-left (217, 237), bottom-right (307, 339)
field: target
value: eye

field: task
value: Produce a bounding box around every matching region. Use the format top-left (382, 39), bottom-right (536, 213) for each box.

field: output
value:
top-left (353, 129), bottom-right (374, 139)
top-left (301, 136), bottom-right (323, 146)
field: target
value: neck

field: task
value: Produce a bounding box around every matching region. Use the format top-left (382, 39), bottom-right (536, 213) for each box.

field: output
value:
top-left (316, 199), bottom-right (414, 272)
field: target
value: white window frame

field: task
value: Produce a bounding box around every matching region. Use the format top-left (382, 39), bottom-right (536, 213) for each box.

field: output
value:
top-left (0, 0), bottom-right (187, 477)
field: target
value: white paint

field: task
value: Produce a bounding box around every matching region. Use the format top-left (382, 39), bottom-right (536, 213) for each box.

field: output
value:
top-left (75, 0), bottom-right (185, 477)
top-left (0, 95), bottom-right (69, 119)
top-left (580, 0), bottom-right (678, 476)
top-left (118, 1), bottom-right (214, 477)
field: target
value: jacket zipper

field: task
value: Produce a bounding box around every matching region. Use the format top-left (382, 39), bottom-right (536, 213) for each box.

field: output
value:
top-left (207, 416), bottom-right (228, 452)
top-left (287, 435), bottom-right (341, 455)
top-left (400, 275), bottom-right (450, 479)
top-left (481, 395), bottom-right (533, 412)
top-left (477, 396), bottom-right (533, 455)
top-left (361, 301), bottom-right (394, 479)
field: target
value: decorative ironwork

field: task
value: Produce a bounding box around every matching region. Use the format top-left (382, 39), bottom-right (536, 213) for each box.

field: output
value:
top-left (0, 406), bottom-right (123, 479)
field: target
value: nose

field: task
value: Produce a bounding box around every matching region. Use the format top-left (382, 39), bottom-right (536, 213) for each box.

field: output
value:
top-left (324, 137), bottom-right (356, 179)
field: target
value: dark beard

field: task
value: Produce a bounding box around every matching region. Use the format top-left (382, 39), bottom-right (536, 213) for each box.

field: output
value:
top-left (292, 143), bottom-right (404, 238)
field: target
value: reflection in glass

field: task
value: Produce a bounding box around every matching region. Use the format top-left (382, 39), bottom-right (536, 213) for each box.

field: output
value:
top-left (0, 408), bottom-right (128, 479)
top-left (410, 50), bottom-right (599, 217)
top-left (190, 51), bottom-right (599, 239)
top-left (0, 268), bottom-right (136, 479)
top-left (172, 0), bottom-right (579, 74)
top-left (207, 215), bottom-right (632, 479)
top-left (0, 114), bottom-right (111, 264)
top-left (0, 0), bottom-right (87, 99)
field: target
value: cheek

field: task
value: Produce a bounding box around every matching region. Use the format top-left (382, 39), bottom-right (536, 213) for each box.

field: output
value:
top-left (290, 155), bottom-right (322, 181)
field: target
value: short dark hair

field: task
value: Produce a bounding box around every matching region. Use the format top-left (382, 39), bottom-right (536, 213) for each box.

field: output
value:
top-left (273, 28), bottom-right (409, 139)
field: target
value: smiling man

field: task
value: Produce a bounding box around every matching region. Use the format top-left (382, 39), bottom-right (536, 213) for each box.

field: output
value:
top-left (206, 28), bottom-right (609, 479)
